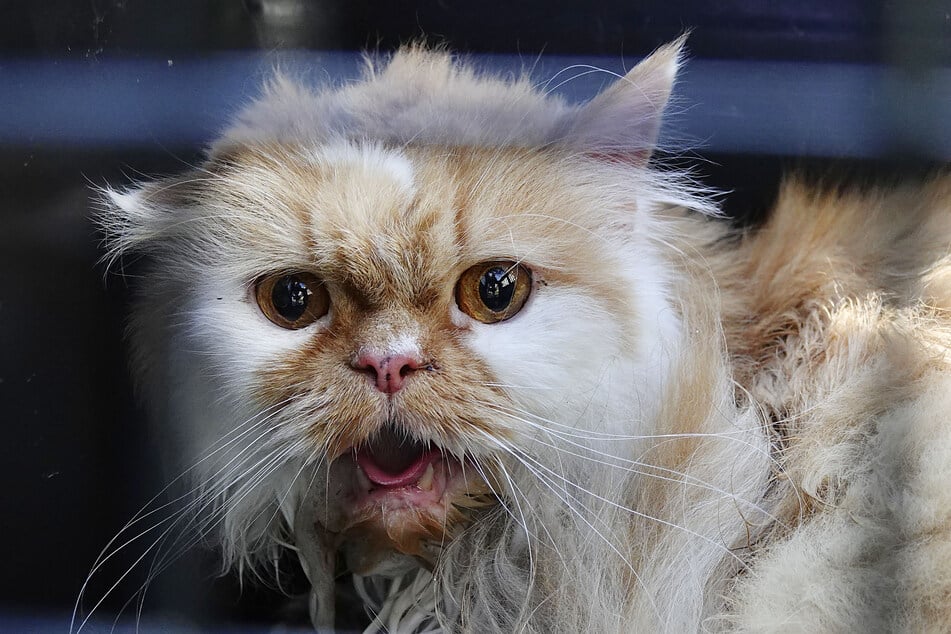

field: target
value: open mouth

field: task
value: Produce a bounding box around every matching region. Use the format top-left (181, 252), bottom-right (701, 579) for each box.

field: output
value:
top-left (355, 428), bottom-right (440, 490)
top-left (348, 425), bottom-right (465, 514)
top-left (321, 424), bottom-right (493, 573)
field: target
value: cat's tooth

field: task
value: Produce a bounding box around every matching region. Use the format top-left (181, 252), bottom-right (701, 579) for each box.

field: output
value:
top-left (418, 463), bottom-right (435, 491)
top-left (356, 466), bottom-right (372, 492)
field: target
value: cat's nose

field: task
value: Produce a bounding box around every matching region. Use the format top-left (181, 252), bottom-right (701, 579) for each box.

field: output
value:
top-left (351, 351), bottom-right (427, 394)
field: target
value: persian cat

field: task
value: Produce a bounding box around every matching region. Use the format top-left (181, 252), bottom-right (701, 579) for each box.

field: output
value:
top-left (84, 38), bottom-right (951, 631)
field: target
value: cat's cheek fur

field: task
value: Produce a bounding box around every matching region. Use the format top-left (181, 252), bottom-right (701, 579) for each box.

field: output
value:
top-left (187, 276), bottom-right (325, 384)
top-left (466, 270), bottom-right (679, 441)
top-left (155, 274), bottom-right (321, 455)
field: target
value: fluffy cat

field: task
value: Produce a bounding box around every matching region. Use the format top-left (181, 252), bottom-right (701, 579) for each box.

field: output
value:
top-left (87, 38), bottom-right (951, 632)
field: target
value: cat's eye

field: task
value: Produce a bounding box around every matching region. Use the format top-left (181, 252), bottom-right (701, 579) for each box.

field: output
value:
top-left (254, 272), bottom-right (329, 329)
top-left (455, 261), bottom-right (532, 323)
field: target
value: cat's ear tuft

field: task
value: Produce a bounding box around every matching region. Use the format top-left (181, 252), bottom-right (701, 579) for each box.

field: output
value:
top-left (559, 35), bottom-right (687, 164)
top-left (96, 179), bottom-right (183, 270)
top-left (96, 184), bottom-right (151, 269)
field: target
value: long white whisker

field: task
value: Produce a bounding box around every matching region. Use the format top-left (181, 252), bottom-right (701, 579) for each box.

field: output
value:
top-left (514, 442), bottom-right (748, 568)
top-left (474, 429), bottom-right (662, 624)
top-left (482, 403), bottom-right (781, 526)
top-left (71, 399), bottom-right (296, 632)
top-left (128, 439), bottom-right (312, 614)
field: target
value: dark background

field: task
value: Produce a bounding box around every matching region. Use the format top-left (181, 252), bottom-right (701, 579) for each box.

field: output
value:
top-left (2, 1), bottom-right (949, 631)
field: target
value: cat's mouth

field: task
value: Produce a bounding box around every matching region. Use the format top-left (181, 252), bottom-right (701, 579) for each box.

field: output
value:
top-left (355, 428), bottom-right (440, 490)
top-left (321, 424), bottom-right (493, 573)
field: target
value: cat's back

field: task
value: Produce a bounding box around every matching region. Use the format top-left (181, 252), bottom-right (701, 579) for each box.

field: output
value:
top-left (703, 175), bottom-right (951, 631)
top-left (738, 174), bottom-right (951, 309)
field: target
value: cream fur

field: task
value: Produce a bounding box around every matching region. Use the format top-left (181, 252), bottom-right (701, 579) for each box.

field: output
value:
top-left (85, 39), bottom-right (951, 634)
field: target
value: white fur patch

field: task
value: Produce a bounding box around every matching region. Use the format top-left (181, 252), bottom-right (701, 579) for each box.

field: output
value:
top-left (315, 142), bottom-right (416, 194)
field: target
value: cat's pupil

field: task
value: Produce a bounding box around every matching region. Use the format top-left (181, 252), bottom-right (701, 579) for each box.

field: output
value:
top-left (272, 275), bottom-right (311, 321)
top-left (479, 266), bottom-right (518, 312)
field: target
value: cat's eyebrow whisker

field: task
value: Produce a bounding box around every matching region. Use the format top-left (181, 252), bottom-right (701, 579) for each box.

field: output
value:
top-left (487, 212), bottom-right (611, 247)
top-left (538, 65), bottom-right (622, 98)
top-left (146, 175), bottom-right (224, 196)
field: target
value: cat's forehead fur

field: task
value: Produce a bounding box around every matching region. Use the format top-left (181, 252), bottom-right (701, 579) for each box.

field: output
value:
top-left (204, 140), bottom-right (631, 310)
top-left (105, 37), bottom-right (697, 272)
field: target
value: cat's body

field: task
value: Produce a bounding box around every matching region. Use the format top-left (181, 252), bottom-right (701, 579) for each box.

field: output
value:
top-left (91, 40), bottom-right (951, 632)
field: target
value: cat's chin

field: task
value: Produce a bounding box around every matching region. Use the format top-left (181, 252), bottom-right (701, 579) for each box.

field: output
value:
top-left (317, 431), bottom-right (494, 575)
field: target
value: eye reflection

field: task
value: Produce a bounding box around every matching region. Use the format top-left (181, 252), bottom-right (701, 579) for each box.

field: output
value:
top-left (479, 266), bottom-right (519, 312)
top-left (272, 275), bottom-right (311, 321)
top-left (456, 261), bottom-right (532, 323)
top-left (254, 271), bottom-right (329, 329)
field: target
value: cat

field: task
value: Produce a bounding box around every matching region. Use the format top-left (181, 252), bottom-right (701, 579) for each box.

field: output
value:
top-left (84, 37), bottom-right (951, 632)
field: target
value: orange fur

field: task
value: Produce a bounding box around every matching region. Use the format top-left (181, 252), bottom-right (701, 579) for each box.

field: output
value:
top-left (665, 174), bottom-right (951, 630)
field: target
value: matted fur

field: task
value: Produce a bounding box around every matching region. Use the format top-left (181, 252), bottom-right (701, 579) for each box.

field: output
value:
top-left (85, 38), bottom-right (951, 633)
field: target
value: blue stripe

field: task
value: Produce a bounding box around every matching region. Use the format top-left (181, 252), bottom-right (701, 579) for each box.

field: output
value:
top-left (2, 51), bottom-right (948, 158)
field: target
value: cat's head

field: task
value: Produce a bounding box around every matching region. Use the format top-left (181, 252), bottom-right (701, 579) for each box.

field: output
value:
top-left (100, 37), bottom-right (709, 586)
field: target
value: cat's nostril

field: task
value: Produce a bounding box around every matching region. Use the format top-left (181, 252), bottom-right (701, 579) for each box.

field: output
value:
top-left (352, 352), bottom-right (427, 394)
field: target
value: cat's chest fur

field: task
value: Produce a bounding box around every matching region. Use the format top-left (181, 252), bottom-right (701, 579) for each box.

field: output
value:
top-left (93, 39), bottom-right (951, 632)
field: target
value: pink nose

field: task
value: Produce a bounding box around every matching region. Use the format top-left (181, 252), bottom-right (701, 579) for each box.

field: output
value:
top-left (352, 352), bottom-right (427, 394)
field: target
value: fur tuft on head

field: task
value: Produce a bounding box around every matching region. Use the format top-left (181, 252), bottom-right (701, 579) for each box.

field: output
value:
top-left (212, 37), bottom-right (686, 161)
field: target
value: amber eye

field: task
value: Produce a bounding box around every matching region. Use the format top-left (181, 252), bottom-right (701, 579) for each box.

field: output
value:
top-left (254, 272), bottom-right (329, 329)
top-left (455, 261), bottom-right (532, 323)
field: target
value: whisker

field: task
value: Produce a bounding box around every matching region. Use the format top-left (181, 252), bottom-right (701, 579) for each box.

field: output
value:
top-left (475, 430), bottom-right (663, 624)
top-left (480, 402), bottom-right (781, 524)
top-left (71, 400), bottom-right (296, 631)
top-left (512, 442), bottom-right (748, 567)
top-left (118, 439), bottom-right (313, 622)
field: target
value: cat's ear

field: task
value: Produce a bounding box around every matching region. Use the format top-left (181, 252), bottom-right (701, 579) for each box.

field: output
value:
top-left (558, 35), bottom-right (686, 164)
top-left (96, 175), bottom-right (193, 269)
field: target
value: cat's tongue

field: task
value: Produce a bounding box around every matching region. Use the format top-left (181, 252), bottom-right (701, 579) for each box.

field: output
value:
top-left (356, 430), bottom-right (438, 488)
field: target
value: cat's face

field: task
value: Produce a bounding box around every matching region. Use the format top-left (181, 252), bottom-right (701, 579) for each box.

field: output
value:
top-left (125, 140), bottom-right (678, 573)
top-left (101, 39), bottom-right (699, 592)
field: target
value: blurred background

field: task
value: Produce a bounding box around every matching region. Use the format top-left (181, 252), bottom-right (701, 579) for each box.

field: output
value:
top-left (1, 1), bottom-right (949, 631)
